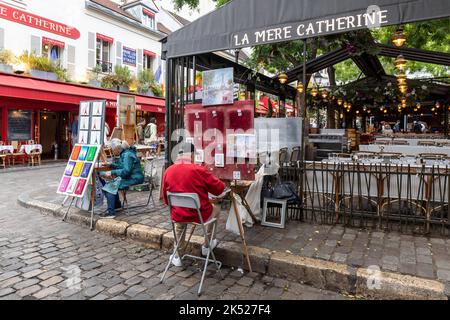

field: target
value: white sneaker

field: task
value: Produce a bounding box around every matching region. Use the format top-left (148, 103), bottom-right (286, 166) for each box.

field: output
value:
top-left (202, 239), bottom-right (219, 256)
top-left (170, 254), bottom-right (183, 267)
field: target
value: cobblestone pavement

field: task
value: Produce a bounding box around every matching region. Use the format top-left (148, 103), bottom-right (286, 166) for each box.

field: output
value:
top-left (20, 165), bottom-right (450, 283)
top-left (0, 166), bottom-right (347, 300)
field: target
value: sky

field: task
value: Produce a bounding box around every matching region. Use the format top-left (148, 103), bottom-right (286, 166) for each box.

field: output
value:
top-left (156, 0), bottom-right (216, 20)
top-left (111, 0), bottom-right (217, 21)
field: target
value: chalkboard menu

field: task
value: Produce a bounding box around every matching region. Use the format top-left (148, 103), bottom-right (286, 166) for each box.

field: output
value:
top-left (8, 110), bottom-right (32, 141)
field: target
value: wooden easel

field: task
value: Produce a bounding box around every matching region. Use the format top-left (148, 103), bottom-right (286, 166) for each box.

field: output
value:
top-left (208, 184), bottom-right (253, 273)
top-left (228, 189), bottom-right (253, 273)
top-left (121, 105), bottom-right (136, 145)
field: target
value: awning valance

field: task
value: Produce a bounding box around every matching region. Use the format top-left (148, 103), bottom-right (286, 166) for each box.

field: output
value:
top-left (162, 0), bottom-right (450, 59)
top-left (143, 8), bottom-right (155, 17)
top-left (42, 37), bottom-right (65, 49)
top-left (144, 50), bottom-right (156, 57)
top-left (96, 33), bottom-right (114, 44)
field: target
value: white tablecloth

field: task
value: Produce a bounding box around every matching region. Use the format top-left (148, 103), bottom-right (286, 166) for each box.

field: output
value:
top-left (375, 138), bottom-right (450, 146)
top-left (0, 145), bottom-right (14, 153)
top-left (19, 144), bottom-right (42, 154)
top-left (359, 145), bottom-right (450, 156)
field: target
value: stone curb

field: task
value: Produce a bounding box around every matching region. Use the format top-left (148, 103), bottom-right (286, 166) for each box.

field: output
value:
top-left (17, 192), bottom-right (449, 300)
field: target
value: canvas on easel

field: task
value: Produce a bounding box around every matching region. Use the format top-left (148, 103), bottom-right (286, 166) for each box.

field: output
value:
top-left (77, 100), bottom-right (106, 146)
top-left (57, 144), bottom-right (101, 198)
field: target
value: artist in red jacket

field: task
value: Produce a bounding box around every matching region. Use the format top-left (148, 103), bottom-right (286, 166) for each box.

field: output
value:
top-left (162, 142), bottom-right (225, 266)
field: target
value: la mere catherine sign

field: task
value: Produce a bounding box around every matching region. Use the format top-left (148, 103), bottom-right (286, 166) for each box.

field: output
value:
top-left (0, 3), bottom-right (80, 40)
top-left (232, 7), bottom-right (389, 48)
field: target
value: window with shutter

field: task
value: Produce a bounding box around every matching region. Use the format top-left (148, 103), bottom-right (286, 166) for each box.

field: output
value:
top-left (0, 28), bottom-right (4, 49)
top-left (137, 49), bottom-right (143, 73)
top-left (30, 35), bottom-right (41, 55)
top-left (67, 45), bottom-right (76, 79)
top-left (115, 41), bottom-right (122, 67)
top-left (88, 32), bottom-right (95, 69)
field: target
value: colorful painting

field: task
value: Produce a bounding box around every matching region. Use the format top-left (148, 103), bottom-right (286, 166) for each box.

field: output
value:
top-left (66, 178), bottom-right (78, 194)
top-left (74, 179), bottom-right (87, 195)
top-left (64, 161), bottom-right (76, 176)
top-left (70, 145), bottom-right (81, 160)
top-left (78, 146), bottom-right (89, 161)
top-left (57, 144), bottom-right (101, 199)
top-left (58, 176), bottom-right (71, 193)
top-left (86, 146), bottom-right (97, 162)
top-left (72, 162), bottom-right (84, 177)
top-left (202, 68), bottom-right (234, 106)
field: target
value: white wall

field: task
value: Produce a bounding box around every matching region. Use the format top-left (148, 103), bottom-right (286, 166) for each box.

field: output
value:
top-left (0, 0), bottom-right (163, 83)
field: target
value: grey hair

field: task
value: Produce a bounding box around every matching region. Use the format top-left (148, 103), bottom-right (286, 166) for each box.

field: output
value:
top-left (108, 138), bottom-right (129, 153)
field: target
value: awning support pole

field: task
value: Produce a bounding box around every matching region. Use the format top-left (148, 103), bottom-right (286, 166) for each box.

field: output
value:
top-left (300, 39), bottom-right (307, 221)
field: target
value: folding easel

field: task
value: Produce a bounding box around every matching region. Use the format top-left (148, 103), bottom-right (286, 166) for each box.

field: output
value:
top-left (62, 149), bottom-right (103, 231)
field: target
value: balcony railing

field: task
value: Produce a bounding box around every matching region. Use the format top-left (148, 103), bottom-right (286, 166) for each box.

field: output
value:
top-left (97, 60), bottom-right (112, 73)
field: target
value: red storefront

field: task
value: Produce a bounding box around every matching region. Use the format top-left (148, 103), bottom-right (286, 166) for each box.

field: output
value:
top-left (0, 72), bottom-right (165, 159)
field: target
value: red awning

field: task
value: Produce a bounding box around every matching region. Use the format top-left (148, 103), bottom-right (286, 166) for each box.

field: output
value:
top-left (96, 33), bottom-right (114, 43)
top-left (0, 73), bottom-right (165, 113)
top-left (42, 37), bottom-right (65, 49)
top-left (144, 50), bottom-right (156, 57)
top-left (143, 8), bottom-right (155, 17)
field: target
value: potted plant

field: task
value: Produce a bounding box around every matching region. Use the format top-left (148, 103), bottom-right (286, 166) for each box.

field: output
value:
top-left (101, 65), bottom-right (132, 91)
top-left (21, 52), bottom-right (58, 81)
top-left (150, 83), bottom-right (163, 97)
top-left (114, 65), bottom-right (132, 92)
top-left (0, 49), bottom-right (15, 73)
top-left (88, 65), bottom-right (102, 87)
top-left (137, 69), bottom-right (155, 96)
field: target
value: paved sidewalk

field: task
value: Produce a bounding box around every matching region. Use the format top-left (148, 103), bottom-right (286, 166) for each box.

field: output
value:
top-left (10, 166), bottom-right (450, 284)
top-left (0, 167), bottom-right (347, 300)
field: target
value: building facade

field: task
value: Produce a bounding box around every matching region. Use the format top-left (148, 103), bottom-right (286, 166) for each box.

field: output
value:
top-left (0, 0), bottom-right (167, 159)
top-left (0, 0), bottom-right (165, 82)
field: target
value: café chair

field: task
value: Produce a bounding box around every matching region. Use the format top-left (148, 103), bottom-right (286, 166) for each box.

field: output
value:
top-left (28, 148), bottom-right (42, 166)
top-left (279, 147), bottom-right (288, 166)
top-left (11, 141), bottom-right (26, 166)
top-left (0, 150), bottom-right (12, 168)
top-left (288, 146), bottom-right (301, 165)
top-left (161, 192), bottom-right (223, 296)
top-left (418, 141), bottom-right (436, 146)
top-left (392, 140), bottom-right (409, 145)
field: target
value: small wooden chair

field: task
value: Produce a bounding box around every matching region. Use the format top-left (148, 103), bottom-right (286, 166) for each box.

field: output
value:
top-left (0, 150), bottom-right (12, 169)
top-left (11, 141), bottom-right (26, 165)
top-left (28, 148), bottom-right (42, 166)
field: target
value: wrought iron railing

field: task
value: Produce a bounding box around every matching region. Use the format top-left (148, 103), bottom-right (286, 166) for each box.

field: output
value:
top-left (277, 162), bottom-right (450, 236)
top-left (97, 60), bottom-right (112, 73)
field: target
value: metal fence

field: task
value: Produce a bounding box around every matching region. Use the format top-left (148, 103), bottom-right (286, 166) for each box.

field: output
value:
top-left (278, 162), bottom-right (450, 236)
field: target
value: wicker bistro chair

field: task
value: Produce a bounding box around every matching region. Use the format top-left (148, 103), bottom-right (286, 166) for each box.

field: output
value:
top-left (418, 141), bottom-right (436, 146)
top-left (374, 140), bottom-right (391, 145)
top-left (379, 164), bottom-right (428, 231)
top-left (28, 148), bottom-right (42, 166)
top-left (288, 146), bottom-right (301, 165)
top-left (391, 140), bottom-right (409, 145)
top-left (161, 192), bottom-right (223, 296)
top-left (279, 147), bottom-right (289, 166)
top-left (11, 141), bottom-right (26, 165)
top-left (0, 150), bottom-right (12, 168)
